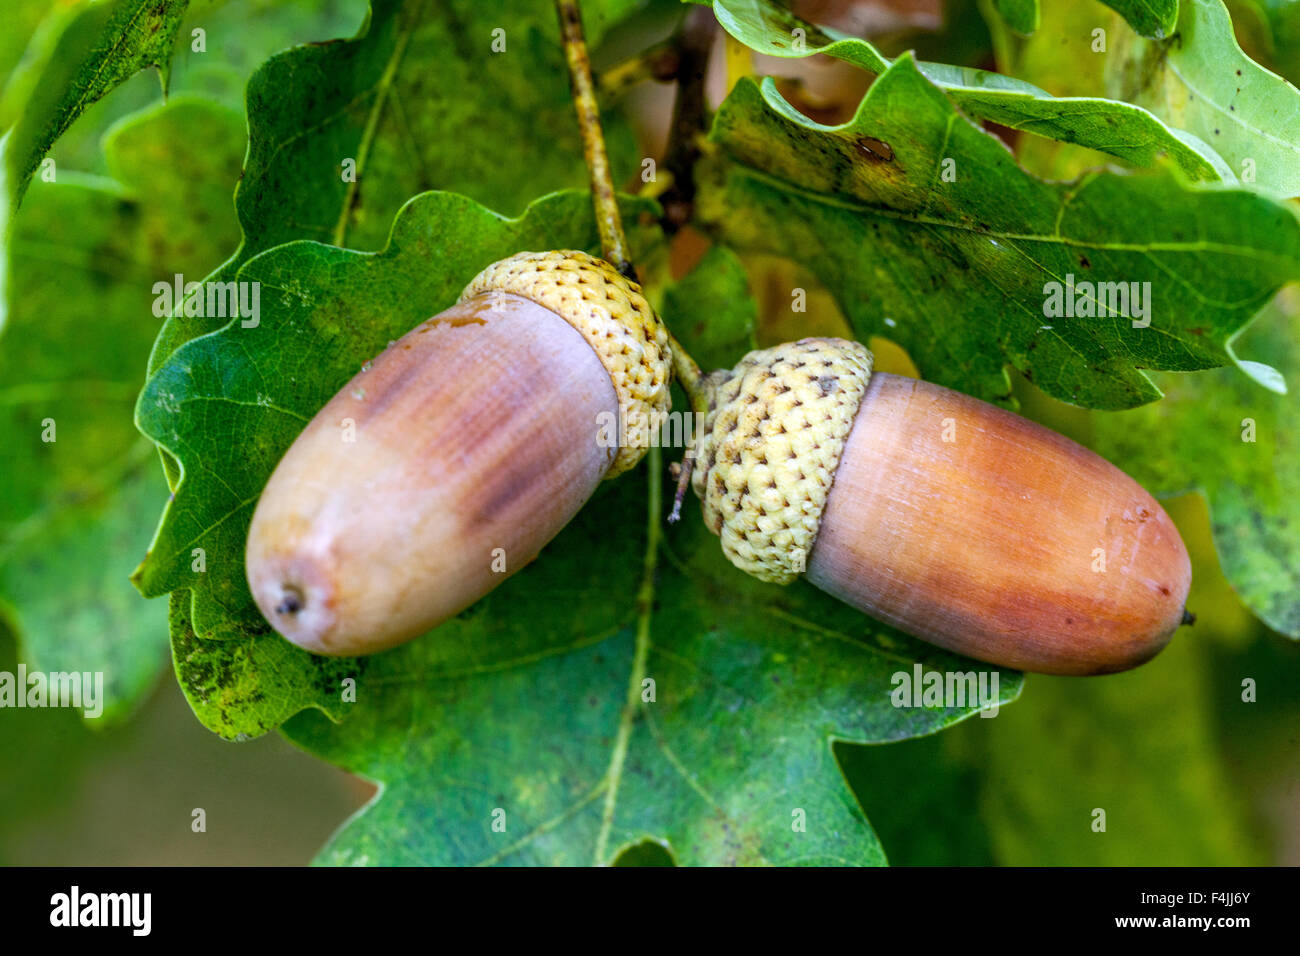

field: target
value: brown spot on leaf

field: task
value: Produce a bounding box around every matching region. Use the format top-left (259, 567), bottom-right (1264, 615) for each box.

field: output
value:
top-left (854, 136), bottom-right (894, 163)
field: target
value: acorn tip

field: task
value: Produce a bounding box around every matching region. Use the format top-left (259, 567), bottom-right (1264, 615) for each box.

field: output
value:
top-left (274, 584), bottom-right (305, 617)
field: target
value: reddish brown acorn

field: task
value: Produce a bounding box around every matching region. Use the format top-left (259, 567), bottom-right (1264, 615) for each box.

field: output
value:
top-left (691, 338), bottom-right (1191, 675)
top-left (245, 251), bottom-right (671, 656)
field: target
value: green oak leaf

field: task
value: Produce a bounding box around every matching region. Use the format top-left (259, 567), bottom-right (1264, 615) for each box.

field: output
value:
top-left (280, 466), bottom-right (1021, 866)
top-left (0, 98), bottom-right (245, 721)
top-left (1, 0), bottom-right (368, 180)
top-left (1091, 290), bottom-right (1300, 637)
top-left (708, 0), bottom-right (1228, 183)
top-left (1, 0), bottom-right (370, 333)
top-left (146, 0), bottom-right (643, 377)
top-left (1003, 0), bottom-right (1300, 197)
top-left (133, 189), bottom-right (656, 679)
top-left (3, 0), bottom-right (190, 215)
top-left (1122, 0), bottom-right (1300, 195)
top-left (1225, 0), bottom-right (1300, 84)
top-left (168, 590), bottom-right (362, 741)
top-left (695, 58), bottom-right (1300, 409)
top-left (1101, 0), bottom-right (1180, 37)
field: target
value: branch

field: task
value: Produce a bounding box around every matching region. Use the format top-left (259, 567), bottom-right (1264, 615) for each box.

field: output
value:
top-left (556, 0), bottom-right (633, 277)
top-left (658, 5), bottom-right (716, 232)
top-left (556, 0), bottom-right (716, 522)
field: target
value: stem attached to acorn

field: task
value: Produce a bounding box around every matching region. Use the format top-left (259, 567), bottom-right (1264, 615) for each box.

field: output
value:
top-left (556, 0), bottom-right (713, 520)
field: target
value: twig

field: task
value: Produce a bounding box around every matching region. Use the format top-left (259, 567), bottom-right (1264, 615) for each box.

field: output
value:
top-left (655, 9), bottom-right (720, 518)
top-left (556, 0), bottom-right (633, 277)
top-left (658, 5), bottom-right (716, 232)
top-left (666, 457), bottom-right (694, 524)
top-left (556, 0), bottom-right (715, 525)
top-left (667, 331), bottom-right (709, 418)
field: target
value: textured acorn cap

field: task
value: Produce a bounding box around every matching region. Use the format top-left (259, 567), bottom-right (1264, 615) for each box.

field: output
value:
top-left (691, 338), bottom-right (1191, 675)
top-left (460, 250), bottom-right (672, 476)
top-left (690, 338), bottom-right (872, 583)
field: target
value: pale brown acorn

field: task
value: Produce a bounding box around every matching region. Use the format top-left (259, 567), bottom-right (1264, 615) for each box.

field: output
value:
top-left (691, 338), bottom-right (1191, 675)
top-left (245, 251), bottom-right (672, 656)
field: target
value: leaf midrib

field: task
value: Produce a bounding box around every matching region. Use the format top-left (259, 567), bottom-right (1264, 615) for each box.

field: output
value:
top-left (593, 446), bottom-right (661, 865)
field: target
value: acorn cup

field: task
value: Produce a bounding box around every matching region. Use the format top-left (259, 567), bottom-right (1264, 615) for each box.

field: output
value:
top-left (690, 338), bottom-right (1191, 676)
top-left (245, 251), bottom-right (671, 657)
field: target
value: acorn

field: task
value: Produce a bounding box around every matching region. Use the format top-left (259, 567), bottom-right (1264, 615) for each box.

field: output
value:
top-left (691, 338), bottom-right (1191, 675)
top-left (245, 251), bottom-right (672, 656)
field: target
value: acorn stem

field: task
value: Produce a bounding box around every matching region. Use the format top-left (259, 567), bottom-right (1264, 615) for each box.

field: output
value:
top-left (666, 329), bottom-right (711, 419)
top-left (556, 0), bottom-right (632, 276)
top-left (557, 0), bottom-right (713, 519)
